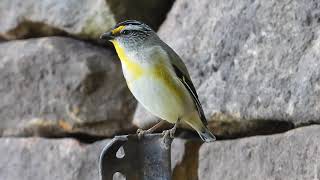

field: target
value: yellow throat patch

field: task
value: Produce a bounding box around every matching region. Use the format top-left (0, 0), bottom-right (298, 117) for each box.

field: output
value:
top-left (111, 40), bottom-right (144, 82)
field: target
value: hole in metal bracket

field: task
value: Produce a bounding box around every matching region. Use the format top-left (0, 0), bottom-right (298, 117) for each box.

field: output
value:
top-left (113, 172), bottom-right (126, 180)
top-left (116, 146), bottom-right (125, 159)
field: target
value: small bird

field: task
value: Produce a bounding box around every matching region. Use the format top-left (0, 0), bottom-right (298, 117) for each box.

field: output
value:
top-left (100, 20), bottom-right (215, 142)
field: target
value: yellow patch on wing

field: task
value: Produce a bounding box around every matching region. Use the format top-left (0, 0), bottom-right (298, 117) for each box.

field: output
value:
top-left (152, 62), bottom-right (185, 102)
top-left (112, 25), bottom-right (125, 35)
top-left (112, 40), bottom-right (144, 81)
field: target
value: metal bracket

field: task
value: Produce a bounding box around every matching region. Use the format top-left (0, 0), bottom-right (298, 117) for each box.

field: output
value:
top-left (99, 134), bottom-right (173, 180)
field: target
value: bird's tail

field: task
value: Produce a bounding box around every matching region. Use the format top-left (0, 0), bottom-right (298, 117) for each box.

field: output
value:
top-left (198, 127), bottom-right (216, 142)
top-left (184, 111), bottom-right (216, 143)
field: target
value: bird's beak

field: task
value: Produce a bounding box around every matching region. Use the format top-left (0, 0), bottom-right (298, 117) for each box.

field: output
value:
top-left (100, 32), bottom-right (114, 41)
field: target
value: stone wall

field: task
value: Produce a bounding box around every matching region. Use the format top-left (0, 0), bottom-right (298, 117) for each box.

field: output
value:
top-left (1, 0), bottom-right (319, 179)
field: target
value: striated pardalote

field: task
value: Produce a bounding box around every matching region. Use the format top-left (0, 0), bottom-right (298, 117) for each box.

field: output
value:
top-left (100, 20), bottom-right (215, 142)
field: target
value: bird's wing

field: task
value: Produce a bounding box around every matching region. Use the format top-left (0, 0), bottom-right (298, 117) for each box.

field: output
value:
top-left (166, 49), bottom-right (208, 125)
top-left (151, 45), bottom-right (208, 125)
top-left (172, 63), bottom-right (208, 125)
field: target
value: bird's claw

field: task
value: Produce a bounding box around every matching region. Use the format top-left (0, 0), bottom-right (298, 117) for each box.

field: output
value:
top-left (136, 128), bottom-right (151, 139)
top-left (161, 128), bottom-right (175, 143)
top-left (169, 128), bottom-right (176, 138)
top-left (162, 130), bottom-right (170, 143)
top-left (136, 128), bottom-right (144, 139)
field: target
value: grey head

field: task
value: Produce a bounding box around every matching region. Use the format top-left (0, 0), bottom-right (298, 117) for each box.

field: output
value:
top-left (100, 20), bottom-right (157, 48)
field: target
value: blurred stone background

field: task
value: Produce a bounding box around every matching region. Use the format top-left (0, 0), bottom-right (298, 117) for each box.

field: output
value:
top-left (1, 0), bottom-right (320, 179)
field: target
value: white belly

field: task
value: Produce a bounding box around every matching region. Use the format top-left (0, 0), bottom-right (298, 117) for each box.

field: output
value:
top-left (128, 76), bottom-right (192, 123)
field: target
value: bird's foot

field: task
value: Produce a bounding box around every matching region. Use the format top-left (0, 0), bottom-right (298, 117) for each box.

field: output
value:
top-left (161, 127), bottom-right (176, 143)
top-left (161, 130), bottom-right (170, 143)
top-left (136, 128), bottom-right (151, 139)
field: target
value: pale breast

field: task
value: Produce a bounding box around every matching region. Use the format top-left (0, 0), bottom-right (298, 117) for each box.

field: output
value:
top-left (116, 43), bottom-right (194, 122)
top-left (129, 74), bottom-right (192, 123)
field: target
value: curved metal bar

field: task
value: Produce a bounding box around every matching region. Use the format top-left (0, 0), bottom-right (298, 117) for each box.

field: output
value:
top-left (99, 134), bottom-right (173, 180)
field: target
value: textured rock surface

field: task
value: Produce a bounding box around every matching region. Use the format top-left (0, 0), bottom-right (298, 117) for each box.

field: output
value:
top-left (132, 105), bottom-right (160, 129)
top-left (199, 125), bottom-right (320, 180)
top-left (0, 0), bottom-right (173, 40)
top-left (153, 0), bottom-right (320, 126)
top-left (0, 0), bottom-right (115, 40)
top-left (0, 37), bottom-right (136, 137)
top-left (0, 137), bottom-right (195, 180)
top-left (0, 137), bottom-right (109, 180)
top-left (1, 127), bottom-right (319, 180)
top-left (1, 1), bottom-right (319, 179)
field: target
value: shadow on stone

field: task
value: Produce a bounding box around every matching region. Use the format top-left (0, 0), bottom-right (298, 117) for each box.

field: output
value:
top-left (208, 113), bottom-right (294, 139)
top-left (4, 20), bottom-right (68, 40)
top-left (172, 140), bottom-right (202, 180)
top-left (106, 0), bottom-right (175, 30)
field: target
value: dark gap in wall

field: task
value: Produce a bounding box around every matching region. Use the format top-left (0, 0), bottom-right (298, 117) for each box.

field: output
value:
top-left (4, 20), bottom-right (69, 40)
top-left (106, 0), bottom-right (175, 31)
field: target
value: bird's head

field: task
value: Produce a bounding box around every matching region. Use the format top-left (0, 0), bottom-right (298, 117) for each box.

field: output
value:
top-left (100, 20), bottom-right (155, 47)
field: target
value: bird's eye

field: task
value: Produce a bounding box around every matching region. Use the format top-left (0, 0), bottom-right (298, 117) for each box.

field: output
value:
top-left (122, 30), bottom-right (130, 35)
